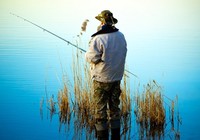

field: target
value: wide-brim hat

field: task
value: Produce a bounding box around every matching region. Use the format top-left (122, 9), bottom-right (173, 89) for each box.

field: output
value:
top-left (95, 10), bottom-right (118, 24)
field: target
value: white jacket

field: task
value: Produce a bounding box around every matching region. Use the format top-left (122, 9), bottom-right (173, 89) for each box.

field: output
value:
top-left (85, 30), bottom-right (127, 83)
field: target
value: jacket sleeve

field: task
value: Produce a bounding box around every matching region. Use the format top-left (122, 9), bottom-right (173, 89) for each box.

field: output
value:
top-left (85, 37), bottom-right (102, 64)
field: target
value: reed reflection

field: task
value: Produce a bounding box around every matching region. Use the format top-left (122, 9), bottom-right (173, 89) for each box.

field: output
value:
top-left (41, 49), bottom-right (181, 139)
top-left (40, 19), bottom-right (181, 140)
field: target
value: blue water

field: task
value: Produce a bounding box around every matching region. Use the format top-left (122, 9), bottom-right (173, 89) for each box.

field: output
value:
top-left (1, 12), bottom-right (200, 140)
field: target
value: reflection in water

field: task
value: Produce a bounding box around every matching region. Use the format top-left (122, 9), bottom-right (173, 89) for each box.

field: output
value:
top-left (40, 49), bottom-right (181, 140)
top-left (40, 49), bottom-right (132, 139)
top-left (135, 81), bottom-right (165, 139)
top-left (134, 81), bottom-right (181, 139)
top-left (39, 20), bottom-right (181, 139)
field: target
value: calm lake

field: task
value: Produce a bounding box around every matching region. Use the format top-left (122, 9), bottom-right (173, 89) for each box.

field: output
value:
top-left (1, 9), bottom-right (200, 140)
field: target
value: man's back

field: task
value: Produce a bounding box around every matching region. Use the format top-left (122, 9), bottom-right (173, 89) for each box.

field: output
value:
top-left (86, 30), bottom-right (127, 83)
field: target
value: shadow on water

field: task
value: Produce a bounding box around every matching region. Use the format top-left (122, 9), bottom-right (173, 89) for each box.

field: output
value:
top-left (40, 47), bottom-right (181, 140)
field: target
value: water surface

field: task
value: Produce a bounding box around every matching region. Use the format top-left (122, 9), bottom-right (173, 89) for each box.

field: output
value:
top-left (0, 7), bottom-right (200, 140)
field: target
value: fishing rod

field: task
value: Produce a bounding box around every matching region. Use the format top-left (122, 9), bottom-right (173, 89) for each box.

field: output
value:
top-left (10, 13), bottom-right (86, 52)
top-left (11, 13), bottom-right (138, 78)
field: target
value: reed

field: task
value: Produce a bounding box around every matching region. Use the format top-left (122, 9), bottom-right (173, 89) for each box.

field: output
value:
top-left (48, 95), bottom-right (56, 121)
top-left (57, 83), bottom-right (71, 125)
top-left (134, 80), bottom-right (181, 139)
top-left (70, 36), bottom-right (132, 139)
top-left (40, 19), bottom-right (181, 140)
top-left (120, 71), bottom-right (132, 139)
top-left (71, 46), bottom-right (96, 139)
top-left (41, 22), bottom-right (132, 139)
top-left (80, 19), bottom-right (89, 35)
top-left (135, 81), bottom-right (165, 137)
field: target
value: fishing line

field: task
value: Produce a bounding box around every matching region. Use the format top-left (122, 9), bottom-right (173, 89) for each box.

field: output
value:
top-left (11, 13), bottom-right (138, 78)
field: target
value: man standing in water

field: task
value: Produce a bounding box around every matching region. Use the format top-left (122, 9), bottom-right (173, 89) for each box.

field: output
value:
top-left (85, 10), bottom-right (127, 140)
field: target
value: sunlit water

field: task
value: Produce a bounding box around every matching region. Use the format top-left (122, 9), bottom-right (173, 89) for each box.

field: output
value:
top-left (0, 14), bottom-right (200, 140)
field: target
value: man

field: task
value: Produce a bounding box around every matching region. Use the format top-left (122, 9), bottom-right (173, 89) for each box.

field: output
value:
top-left (85, 10), bottom-right (127, 140)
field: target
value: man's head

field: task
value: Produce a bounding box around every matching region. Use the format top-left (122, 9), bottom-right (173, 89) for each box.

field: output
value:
top-left (95, 10), bottom-right (118, 26)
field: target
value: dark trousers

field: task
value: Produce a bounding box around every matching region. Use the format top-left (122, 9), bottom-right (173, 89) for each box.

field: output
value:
top-left (93, 80), bottom-right (121, 139)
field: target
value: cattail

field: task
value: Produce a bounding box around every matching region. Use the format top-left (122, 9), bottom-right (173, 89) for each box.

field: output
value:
top-left (81, 19), bottom-right (89, 32)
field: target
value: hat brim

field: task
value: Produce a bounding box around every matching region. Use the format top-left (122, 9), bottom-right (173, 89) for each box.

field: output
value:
top-left (95, 15), bottom-right (118, 24)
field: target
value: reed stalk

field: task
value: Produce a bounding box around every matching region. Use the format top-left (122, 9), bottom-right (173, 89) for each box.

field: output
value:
top-left (40, 19), bottom-right (181, 140)
top-left (134, 80), bottom-right (181, 139)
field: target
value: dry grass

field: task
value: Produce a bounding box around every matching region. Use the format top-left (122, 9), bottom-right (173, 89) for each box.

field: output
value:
top-left (120, 72), bottom-right (132, 139)
top-left (40, 20), bottom-right (181, 140)
top-left (71, 49), bottom-right (132, 139)
top-left (80, 19), bottom-right (89, 35)
top-left (43, 74), bottom-right (181, 139)
top-left (57, 83), bottom-right (71, 125)
top-left (43, 70), bottom-right (181, 139)
top-left (42, 46), bottom-right (132, 139)
top-left (71, 48), bottom-right (95, 139)
top-left (48, 95), bottom-right (56, 121)
top-left (71, 21), bottom-right (131, 139)
top-left (134, 80), bottom-right (181, 139)
top-left (134, 80), bottom-right (165, 139)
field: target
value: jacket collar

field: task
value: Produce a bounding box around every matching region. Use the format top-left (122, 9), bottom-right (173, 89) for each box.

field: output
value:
top-left (91, 25), bottom-right (119, 37)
